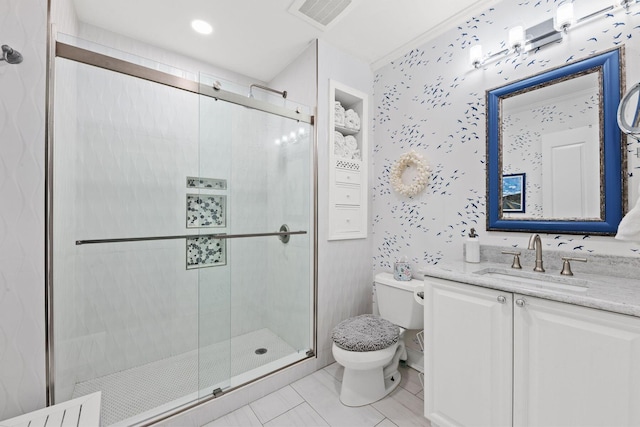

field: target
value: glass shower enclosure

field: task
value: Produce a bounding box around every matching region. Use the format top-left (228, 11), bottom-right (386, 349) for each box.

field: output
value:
top-left (51, 42), bottom-right (314, 426)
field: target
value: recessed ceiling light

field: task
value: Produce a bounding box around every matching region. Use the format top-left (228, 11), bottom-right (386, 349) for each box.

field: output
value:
top-left (191, 19), bottom-right (213, 35)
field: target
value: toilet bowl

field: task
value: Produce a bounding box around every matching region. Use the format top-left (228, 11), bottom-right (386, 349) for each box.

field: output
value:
top-left (331, 273), bottom-right (424, 406)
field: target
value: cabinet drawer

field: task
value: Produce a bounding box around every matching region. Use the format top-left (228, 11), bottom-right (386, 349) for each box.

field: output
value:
top-left (335, 169), bottom-right (361, 185)
top-left (332, 207), bottom-right (362, 233)
top-left (335, 185), bottom-right (361, 205)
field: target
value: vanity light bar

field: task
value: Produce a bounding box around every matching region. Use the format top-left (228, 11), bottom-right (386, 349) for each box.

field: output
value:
top-left (470, 0), bottom-right (635, 69)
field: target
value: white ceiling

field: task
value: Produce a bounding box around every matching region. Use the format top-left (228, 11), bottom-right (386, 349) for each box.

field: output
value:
top-left (73, 0), bottom-right (501, 82)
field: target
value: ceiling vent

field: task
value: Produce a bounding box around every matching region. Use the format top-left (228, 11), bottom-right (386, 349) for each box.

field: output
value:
top-left (288, 0), bottom-right (359, 30)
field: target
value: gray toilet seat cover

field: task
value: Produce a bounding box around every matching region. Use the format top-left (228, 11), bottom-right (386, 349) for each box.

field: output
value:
top-left (332, 314), bottom-right (399, 352)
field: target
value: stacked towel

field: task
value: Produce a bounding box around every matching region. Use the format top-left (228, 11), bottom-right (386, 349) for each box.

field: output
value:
top-left (344, 109), bottom-right (360, 131)
top-left (334, 132), bottom-right (361, 160)
top-left (334, 131), bottom-right (346, 157)
top-left (335, 101), bottom-right (345, 127)
top-left (345, 135), bottom-right (360, 160)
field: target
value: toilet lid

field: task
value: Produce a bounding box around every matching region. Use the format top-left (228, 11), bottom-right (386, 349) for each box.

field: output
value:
top-left (332, 314), bottom-right (399, 352)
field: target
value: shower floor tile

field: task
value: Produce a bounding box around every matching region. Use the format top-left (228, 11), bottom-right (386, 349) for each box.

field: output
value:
top-left (71, 328), bottom-right (301, 426)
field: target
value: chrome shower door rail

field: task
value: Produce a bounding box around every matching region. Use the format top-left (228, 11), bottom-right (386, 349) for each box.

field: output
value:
top-left (75, 230), bottom-right (307, 246)
top-left (55, 42), bottom-right (314, 125)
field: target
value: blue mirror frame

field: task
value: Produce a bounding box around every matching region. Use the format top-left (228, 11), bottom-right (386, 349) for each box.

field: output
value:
top-left (486, 48), bottom-right (625, 235)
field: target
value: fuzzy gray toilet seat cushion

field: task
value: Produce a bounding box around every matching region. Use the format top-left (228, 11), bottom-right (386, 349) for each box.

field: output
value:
top-left (332, 314), bottom-right (399, 352)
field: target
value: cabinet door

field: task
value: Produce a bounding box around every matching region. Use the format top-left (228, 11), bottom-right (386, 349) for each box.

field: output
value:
top-left (424, 278), bottom-right (513, 427)
top-left (513, 295), bottom-right (640, 426)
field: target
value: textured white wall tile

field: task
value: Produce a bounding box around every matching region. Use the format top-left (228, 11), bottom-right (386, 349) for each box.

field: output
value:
top-left (0, 0), bottom-right (47, 421)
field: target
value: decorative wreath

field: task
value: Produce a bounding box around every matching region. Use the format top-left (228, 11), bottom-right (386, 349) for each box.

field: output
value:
top-left (390, 151), bottom-right (431, 197)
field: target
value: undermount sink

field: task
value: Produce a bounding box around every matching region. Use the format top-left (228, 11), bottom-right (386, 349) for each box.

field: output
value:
top-left (473, 268), bottom-right (589, 292)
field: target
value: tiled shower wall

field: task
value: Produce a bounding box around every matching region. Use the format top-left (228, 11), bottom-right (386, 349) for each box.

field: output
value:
top-left (0, 0), bottom-right (47, 420)
top-left (53, 58), bottom-right (202, 400)
top-left (373, 0), bottom-right (640, 271)
top-left (53, 58), bottom-right (312, 404)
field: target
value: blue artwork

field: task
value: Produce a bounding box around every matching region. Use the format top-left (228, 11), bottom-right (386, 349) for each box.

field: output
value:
top-left (502, 173), bottom-right (526, 213)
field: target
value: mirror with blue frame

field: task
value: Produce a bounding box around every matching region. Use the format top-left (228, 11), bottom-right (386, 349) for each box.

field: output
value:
top-left (486, 48), bottom-right (626, 235)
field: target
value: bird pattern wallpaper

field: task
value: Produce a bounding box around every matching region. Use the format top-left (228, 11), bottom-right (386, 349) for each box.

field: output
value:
top-left (372, 0), bottom-right (640, 271)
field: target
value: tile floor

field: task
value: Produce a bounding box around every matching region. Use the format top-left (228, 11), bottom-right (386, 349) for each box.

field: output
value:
top-left (204, 363), bottom-right (430, 427)
top-left (72, 329), bottom-right (298, 426)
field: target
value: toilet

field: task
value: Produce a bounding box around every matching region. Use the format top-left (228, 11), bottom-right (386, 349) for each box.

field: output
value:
top-left (331, 272), bottom-right (424, 406)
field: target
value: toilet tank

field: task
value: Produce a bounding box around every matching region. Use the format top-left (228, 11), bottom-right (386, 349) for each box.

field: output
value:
top-left (375, 272), bottom-right (424, 329)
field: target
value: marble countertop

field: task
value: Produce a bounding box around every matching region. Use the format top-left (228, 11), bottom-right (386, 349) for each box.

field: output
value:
top-left (419, 259), bottom-right (640, 318)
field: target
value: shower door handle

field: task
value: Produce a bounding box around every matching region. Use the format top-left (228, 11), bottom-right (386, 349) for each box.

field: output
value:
top-left (75, 230), bottom-right (307, 245)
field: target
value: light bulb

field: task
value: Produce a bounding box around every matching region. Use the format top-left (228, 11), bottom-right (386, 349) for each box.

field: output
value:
top-left (470, 45), bottom-right (483, 69)
top-left (554, 2), bottom-right (574, 33)
top-left (509, 26), bottom-right (526, 53)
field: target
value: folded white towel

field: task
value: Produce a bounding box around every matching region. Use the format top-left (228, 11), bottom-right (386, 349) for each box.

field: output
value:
top-left (335, 102), bottom-right (346, 127)
top-left (344, 109), bottom-right (360, 130)
top-left (334, 131), bottom-right (346, 157)
top-left (616, 182), bottom-right (640, 241)
top-left (345, 135), bottom-right (358, 150)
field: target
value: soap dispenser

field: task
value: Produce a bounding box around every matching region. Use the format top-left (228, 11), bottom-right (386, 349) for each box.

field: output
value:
top-left (465, 228), bottom-right (480, 263)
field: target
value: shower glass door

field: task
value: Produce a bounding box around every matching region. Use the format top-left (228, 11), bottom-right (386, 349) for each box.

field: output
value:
top-left (52, 45), bottom-right (312, 426)
top-left (53, 56), bottom-right (230, 426)
top-left (196, 74), bottom-right (312, 398)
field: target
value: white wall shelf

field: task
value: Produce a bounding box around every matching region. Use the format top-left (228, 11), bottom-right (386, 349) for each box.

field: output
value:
top-left (328, 80), bottom-right (368, 240)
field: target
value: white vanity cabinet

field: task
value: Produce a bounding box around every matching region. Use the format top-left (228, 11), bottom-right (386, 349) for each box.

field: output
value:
top-left (513, 295), bottom-right (640, 426)
top-left (424, 276), bottom-right (640, 427)
top-left (424, 278), bottom-right (513, 427)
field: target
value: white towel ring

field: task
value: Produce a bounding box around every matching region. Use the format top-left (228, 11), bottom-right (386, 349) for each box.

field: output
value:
top-left (618, 82), bottom-right (640, 140)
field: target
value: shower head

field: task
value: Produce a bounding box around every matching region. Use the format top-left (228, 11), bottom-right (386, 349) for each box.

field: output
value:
top-left (1, 45), bottom-right (23, 64)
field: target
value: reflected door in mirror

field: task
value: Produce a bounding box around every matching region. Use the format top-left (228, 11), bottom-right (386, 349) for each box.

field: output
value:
top-left (541, 126), bottom-right (600, 218)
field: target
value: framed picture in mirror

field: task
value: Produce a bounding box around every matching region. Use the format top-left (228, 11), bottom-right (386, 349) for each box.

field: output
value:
top-left (502, 173), bottom-right (526, 213)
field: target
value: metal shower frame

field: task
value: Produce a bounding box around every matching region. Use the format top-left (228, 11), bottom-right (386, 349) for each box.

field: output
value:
top-left (44, 27), bottom-right (319, 426)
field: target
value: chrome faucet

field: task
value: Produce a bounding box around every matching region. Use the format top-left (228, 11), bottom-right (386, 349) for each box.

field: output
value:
top-left (527, 234), bottom-right (545, 272)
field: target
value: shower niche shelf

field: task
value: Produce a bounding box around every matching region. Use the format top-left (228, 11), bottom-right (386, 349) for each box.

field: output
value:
top-left (328, 80), bottom-right (368, 240)
top-left (186, 194), bottom-right (226, 228)
top-left (185, 176), bottom-right (228, 268)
